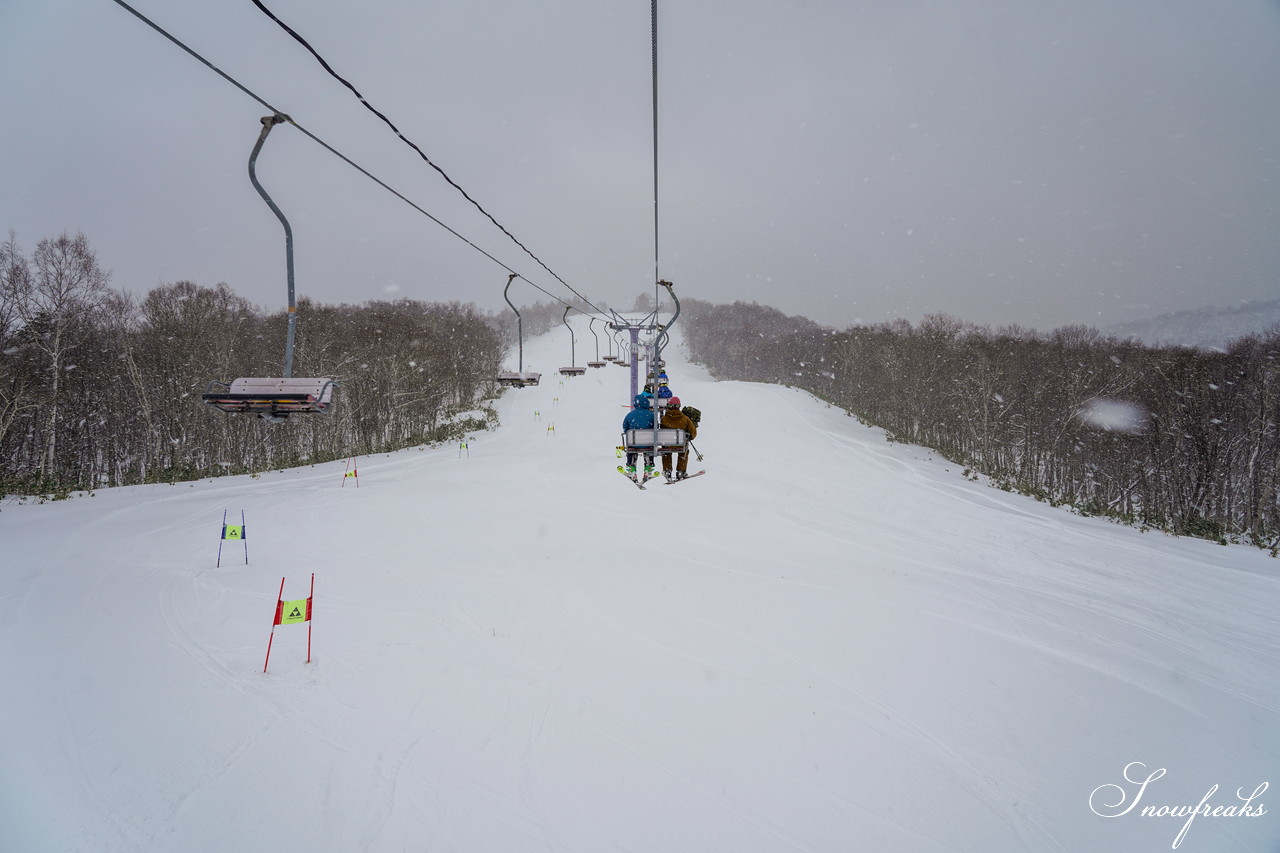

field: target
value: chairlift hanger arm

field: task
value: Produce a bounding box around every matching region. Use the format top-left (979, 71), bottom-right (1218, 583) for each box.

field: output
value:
top-left (654, 280), bottom-right (678, 357)
top-left (501, 272), bottom-right (526, 374)
top-left (248, 113), bottom-right (298, 377)
top-left (502, 272), bottom-right (519, 315)
top-left (562, 306), bottom-right (579, 370)
top-left (659, 280), bottom-right (679, 330)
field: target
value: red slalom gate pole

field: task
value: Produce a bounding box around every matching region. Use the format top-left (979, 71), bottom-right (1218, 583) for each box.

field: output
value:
top-left (306, 573), bottom-right (315, 664)
top-left (263, 577), bottom-right (285, 673)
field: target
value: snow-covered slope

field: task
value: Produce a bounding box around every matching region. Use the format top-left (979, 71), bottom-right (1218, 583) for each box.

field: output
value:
top-left (2, 321), bottom-right (1276, 852)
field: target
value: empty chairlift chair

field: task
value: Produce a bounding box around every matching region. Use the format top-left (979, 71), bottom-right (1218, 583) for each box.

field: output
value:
top-left (204, 115), bottom-right (337, 423)
top-left (496, 273), bottom-right (541, 387)
top-left (203, 377), bottom-right (336, 420)
top-left (496, 370), bottom-right (543, 388)
top-left (559, 306), bottom-right (586, 376)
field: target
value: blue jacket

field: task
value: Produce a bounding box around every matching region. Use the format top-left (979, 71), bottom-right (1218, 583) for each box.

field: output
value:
top-left (623, 408), bottom-right (655, 431)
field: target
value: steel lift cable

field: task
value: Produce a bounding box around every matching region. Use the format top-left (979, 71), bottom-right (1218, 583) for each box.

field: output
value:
top-left (248, 0), bottom-right (609, 318)
top-left (108, 0), bottom-right (605, 320)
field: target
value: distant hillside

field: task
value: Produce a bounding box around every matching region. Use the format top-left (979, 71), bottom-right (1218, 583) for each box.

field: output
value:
top-left (1102, 299), bottom-right (1280, 350)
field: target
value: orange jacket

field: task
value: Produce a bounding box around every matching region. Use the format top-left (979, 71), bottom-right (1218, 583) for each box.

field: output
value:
top-left (660, 407), bottom-right (697, 440)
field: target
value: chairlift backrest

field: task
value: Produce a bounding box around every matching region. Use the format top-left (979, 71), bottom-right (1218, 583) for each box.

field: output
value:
top-left (622, 427), bottom-right (687, 449)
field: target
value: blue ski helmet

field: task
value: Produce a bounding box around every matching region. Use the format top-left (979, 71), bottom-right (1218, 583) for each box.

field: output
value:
top-left (633, 393), bottom-right (652, 409)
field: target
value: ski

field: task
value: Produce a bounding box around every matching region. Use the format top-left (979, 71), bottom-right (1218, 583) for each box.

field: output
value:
top-left (617, 466), bottom-right (647, 489)
top-left (663, 470), bottom-right (706, 485)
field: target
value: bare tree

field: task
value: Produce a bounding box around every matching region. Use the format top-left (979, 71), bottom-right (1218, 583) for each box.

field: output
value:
top-left (17, 232), bottom-right (110, 486)
top-left (683, 298), bottom-right (1280, 547)
top-left (0, 232), bottom-right (39, 452)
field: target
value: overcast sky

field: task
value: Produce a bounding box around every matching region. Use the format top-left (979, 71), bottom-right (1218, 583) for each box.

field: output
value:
top-left (3, 0), bottom-right (1279, 332)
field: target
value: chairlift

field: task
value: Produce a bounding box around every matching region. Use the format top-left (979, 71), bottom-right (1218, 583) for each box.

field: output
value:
top-left (559, 306), bottom-right (586, 376)
top-left (203, 377), bottom-right (336, 422)
top-left (586, 318), bottom-right (606, 368)
top-left (496, 371), bottom-right (542, 387)
top-left (203, 115), bottom-right (337, 421)
top-left (614, 283), bottom-right (681, 465)
top-left (602, 331), bottom-right (621, 362)
top-left (495, 273), bottom-right (542, 387)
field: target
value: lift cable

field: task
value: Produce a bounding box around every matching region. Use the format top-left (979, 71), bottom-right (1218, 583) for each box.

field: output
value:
top-left (249, 0), bottom-right (607, 318)
top-left (647, 0), bottom-right (678, 374)
top-left (109, 0), bottom-right (604, 319)
top-left (650, 0), bottom-right (661, 304)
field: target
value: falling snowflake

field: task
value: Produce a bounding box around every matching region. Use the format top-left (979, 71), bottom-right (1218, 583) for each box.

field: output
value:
top-left (1078, 399), bottom-right (1147, 433)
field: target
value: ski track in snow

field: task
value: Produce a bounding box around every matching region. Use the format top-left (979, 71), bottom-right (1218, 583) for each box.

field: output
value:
top-left (2, 322), bottom-right (1278, 852)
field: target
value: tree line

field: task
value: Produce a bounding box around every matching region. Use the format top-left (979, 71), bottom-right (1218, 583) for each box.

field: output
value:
top-left (1, 231), bottom-right (514, 496)
top-left (681, 298), bottom-right (1280, 551)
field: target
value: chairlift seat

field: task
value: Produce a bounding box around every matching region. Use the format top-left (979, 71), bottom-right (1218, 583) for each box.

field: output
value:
top-left (203, 377), bottom-right (336, 418)
top-left (587, 361), bottom-right (606, 369)
top-left (559, 366), bottom-right (587, 377)
top-left (622, 428), bottom-right (688, 451)
top-left (497, 371), bottom-right (542, 387)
